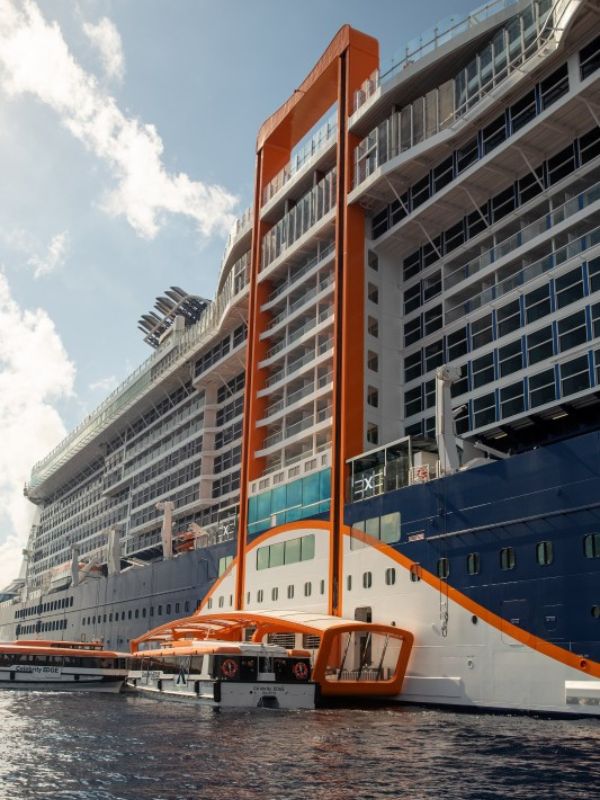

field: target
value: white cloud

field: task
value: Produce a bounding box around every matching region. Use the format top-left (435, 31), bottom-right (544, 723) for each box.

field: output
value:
top-left (83, 17), bottom-right (124, 82)
top-left (0, 271), bottom-right (75, 588)
top-left (0, 227), bottom-right (69, 278)
top-left (0, 0), bottom-right (238, 239)
top-left (27, 230), bottom-right (69, 277)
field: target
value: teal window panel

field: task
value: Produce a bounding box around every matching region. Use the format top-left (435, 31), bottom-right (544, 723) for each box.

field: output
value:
top-left (257, 491), bottom-right (271, 522)
top-left (269, 541), bottom-right (285, 567)
top-left (302, 473), bottom-right (320, 506)
top-left (365, 517), bottom-right (380, 538)
top-left (248, 495), bottom-right (258, 524)
top-left (271, 485), bottom-right (287, 513)
top-left (381, 511), bottom-right (401, 543)
top-left (275, 512), bottom-right (287, 528)
top-left (286, 479), bottom-right (302, 509)
top-left (285, 537), bottom-right (301, 564)
top-left (286, 506), bottom-right (303, 523)
top-left (319, 468), bottom-right (332, 500)
top-left (318, 499), bottom-right (331, 515)
top-left (256, 547), bottom-right (270, 570)
top-left (301, 534), bottom-right (315, 561)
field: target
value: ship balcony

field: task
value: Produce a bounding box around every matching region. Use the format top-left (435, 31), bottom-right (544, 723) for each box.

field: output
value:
top-left (255, 404), bottom-right (333, 459)
top-left (260, 241), bottom-right (335, 312)
top-left (356, 69), bottom-right (600, 260)
top-left (259, 307), bottom-right (334, 369)
top-left (262, 272), bottom-right (334, 338)
top-left (257, 337), bottom-right (334, 396)
top-left (257, 369), bottom-right (333, 427)
top-left (261, 112), bottom-right (338, 224)
top-left (217, 207), bottom-right (253, 294)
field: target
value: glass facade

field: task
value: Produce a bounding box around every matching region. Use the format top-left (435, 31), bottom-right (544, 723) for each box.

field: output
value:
top-left (247, 468), bottom-right (331, 537)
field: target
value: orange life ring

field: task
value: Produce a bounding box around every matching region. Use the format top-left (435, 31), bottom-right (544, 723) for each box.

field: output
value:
top-left (221, 658), bottom-right (238, 679)
top-left (292, 661), bottom-right (309, 680)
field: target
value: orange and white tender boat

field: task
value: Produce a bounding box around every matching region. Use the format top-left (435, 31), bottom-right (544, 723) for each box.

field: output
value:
top-left (0, 640), bottom-right (128, 692)
top-left (127, 640), bottom-right (316, 709)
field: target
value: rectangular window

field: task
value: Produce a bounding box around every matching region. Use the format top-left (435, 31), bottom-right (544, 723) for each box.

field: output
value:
top-left (411, 174), bottom-right (431, 209)
top-left (539, 64), bottom-right (569, 110)
top-left (372, 208), bottom-right (389, 239)
top-left (525, 284), bottom-right (551, 323)
top-left (423, 271), bottom-right (441, 302)
top-left (423, 237), bottom-right (442, 268)
top-left (482, 114), bottom-right (506, 155)
top-left (497, 299), bottom-right (521, 338)
top-left (471, 314), bottom-right (493, 350)
top-left (547, 144), bottom-right (576, 186)
top-left (527, 325), bottom-right (553, 365)
top-left (558, 310), bottom-right (587, 352)
top-left (467, 552), bottom-right (480, 576)
top-left (424, 305), bottom-right (443, 336)
top-left (472, 352), bottom-right (494, 388)
top-left (518, 168), bottom-right (544, 205)
top-left (425, 340), bottom-right (444, 371)
top-left (473, 392), bottom-right (496, 428)
top-left (404, 351), bottom-right (423, 383)
top-left (368, 316), bottom-right (379, 338)
top-left (555, 266), bottom-right (584, 309)
top-left (404, 283), bottom-right (421, 315)
top-left (491, 186), bottom-right (515, 222)
top-left (404, 316), bottom-right (422, 347)
top-left (456, 137), bottom-right (478, 174)
top-left (589, 256), bottom-right (600, 295)
top-left (368, 283), bottom-right (379, 304)
top-left (500, 381), bottom-right (525, 418)
top-left (403, 251), bottom-right (421, 281)
top-left (466, 205), bottom-right (489, 239)
top-left (510, 89), bottom-right (536, 133)
top-left (580, 34), bottom-right (600, 81)
top-left (444, 221), bottom-right (465, 253)
top-left (498, 339), bottom-right (523, 377)
top-left (529, 368), bottom-right (556, 408)
top-left (580, 126), bottom-right (600, 166)
top-left (368, 351), bottom-right (379, 372)
top-left (560, 355), bottom-right (590, 396)
top-left (404, 385), bottom-right (422, 417)
top-left (447, 327), bottom-right (468, 360)
top-left (500, 547), bottom-right (516, 570)
top-left (433, 156), bottom-right (454, 192)
top-left (380, 512), bottom-right (401, 543)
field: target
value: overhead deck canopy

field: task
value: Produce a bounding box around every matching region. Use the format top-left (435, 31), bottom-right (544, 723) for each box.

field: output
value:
top-left (132, 610), bottom-right (414, 698)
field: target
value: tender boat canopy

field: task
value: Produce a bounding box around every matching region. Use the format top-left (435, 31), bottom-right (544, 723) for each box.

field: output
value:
top-left (131, 610), bottom-right (414, 698)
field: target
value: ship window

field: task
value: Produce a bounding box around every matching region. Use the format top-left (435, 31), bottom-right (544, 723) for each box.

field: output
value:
top-left (529, 368), bottom-right (556, 408)
top-left (381, 512), bottom-right (401, 543)
top-left (367, 386), bottom-right (379, 408)
top-left (472, 353), bottom-right (494, 388)
top-left (558, 310), bottom-right (587, 352)
top-left (108, 613), bottom-right (113, 623)
top-left (120, 612), bottom-right (125, 621)
top-left (499, 340), bottom-right (523, 377)
top-left (366, 424), bottom-right (378, 445)
top-left (142, 608), bottom-right (146, 618)
top-left (368, 316), bottom-right (379, 338)
top-left (256, 548), bottom-right (269, 570)
top-left (539, 64), bottom-right (569, 110)
top-left (425, 340), bottom-right (444, 372)
top-left (425, 304), bottom-right (443, 335)
top-left (385, 568), bottom-right (396, 586)
top-left (175, 603), bottom-right (180, 613)
top-left (437, 558), bottom-right (449, 579)
top-left (410, 564), bottom-right (421, 582)
top-left (134, 609), bottom-right (139, 619)
top-left (471, 314), bottom-right (493, 349)
top-left (184, 601), bottom-right (190, 613)
top-left (304, 582), bottom-right (312, 597)
top-left (448, 327), bottom-right (468, 361)
top-left (257, 590), bottom-right (264, 603)
top-left (509, 89), bottom-right (536, 133)
top-left (403, 250), bottom-right (421, 281)
top-left (271, 587), bottom-right (278, 601)
top-left (467, 552), bottom-right (480, 575)
top-left (368, 283), bottom-right (379, 304)
top-left (583, 533), bottom-right (600, 558)
top-left (560, 355), bottom-right (590, 397)
top-left (347, 575), bottom-right (352, 591)
top-left (500, 381), bottom-right (524, 418)
top-left (368, 250), bottom-right (379, 271)
top-left (158, 605), bottom-right (163, 615)
top-left (320, 579), bottom-right (325, 595)
top-left (404, 351), bottom-right (423, 382)
top-left (497, 301), bottom-right (521, 340)
top-left (287, 585), bottom-right (294, 599)
top-left (404, 316), bottom-right (422, 347)
top-left (580, 127), bottom-right (600, 166)
top-left (592, 605), bottom-right (600, 619)
top-left (150, 607), bottom-right (154, 617)
top-left (473, 392), bottom-right (496, 428)
top-left (580, 34), bottom-right (600, 80)
top-left (500, 547), bottom-right (516, 570)
top-left (536, 541), bottom-right (554, 566)
top-left (405, 385), bottom-right (422, 417)
top-left (166, 604), bottom-right (171, 614)
top-left (555, 266), bottom-right (584, 309)
top-left (404, 283), bottom-right (421, 315)
top-left (527, 326), bottom-right (553, 365)
top-left (218, 596), bottom-right (224, 608)
top-left (368, 351), bottom-right (379, 372)
top-left (362, 571), bottom-right (373, 589)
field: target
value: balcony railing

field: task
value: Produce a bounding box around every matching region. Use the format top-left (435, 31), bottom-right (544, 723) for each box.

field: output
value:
top-left (262, 112), bottom-right (337, 206)
top-left (264, 240), bottom-right (335, 306)
top-left (354, 0), bottom-right (526, 112)
top-left (354, 0), bottom-right (556, 187)
top-left (445, 181), bottom-right (600, 290)
top-left (446, 223), bottom-right (600, 322)
top-left (261, 168), bottom-right (337, 269)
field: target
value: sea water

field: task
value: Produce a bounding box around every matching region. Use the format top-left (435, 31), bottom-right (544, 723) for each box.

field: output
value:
top-left (0, 692), bottom-right (598, 800)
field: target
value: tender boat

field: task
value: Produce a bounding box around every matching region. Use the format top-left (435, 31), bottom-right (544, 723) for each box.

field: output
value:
top-left (0, 640), bottom-right (128, 692)
top-left (127, 640), bottom-right (316, 709)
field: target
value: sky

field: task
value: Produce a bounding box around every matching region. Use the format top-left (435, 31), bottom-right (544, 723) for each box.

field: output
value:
top-left (0, 0), bottom-right (477, 587)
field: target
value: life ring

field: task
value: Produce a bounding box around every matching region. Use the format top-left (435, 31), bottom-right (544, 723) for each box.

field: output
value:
top-left (292, 661), bottom-right (309, 680)
top-left (220, 658), bottom-right (238, 679)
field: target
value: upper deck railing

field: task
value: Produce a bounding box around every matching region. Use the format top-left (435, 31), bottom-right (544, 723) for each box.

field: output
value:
top-left (28, 258), bottom-right (250, 493)
top-left (353, 0), bottom-right (524, 113)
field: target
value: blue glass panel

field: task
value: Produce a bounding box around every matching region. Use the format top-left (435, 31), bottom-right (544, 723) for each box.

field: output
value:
top-left (286, 506), bottom-right (303, 523)
top-left (248, 495), bottom-right (258, 524)
top-left (286, 479), bottom-right (302, 508)
top-left (303, 473), bottom-right (320, 506)
top-left (257, 491), bottom-right (271, 522)
top-left (271, 485), bottom-right (287, 513)
top-left (319, 468), bottom-right (332, 500)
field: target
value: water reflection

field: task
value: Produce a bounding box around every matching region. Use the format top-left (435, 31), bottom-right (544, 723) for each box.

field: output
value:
top-left (0, 693), bottom-right (597, 799)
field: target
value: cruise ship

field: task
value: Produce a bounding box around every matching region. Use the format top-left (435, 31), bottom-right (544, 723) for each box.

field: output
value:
top-left (2, 0), bottom-right (600, 715)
